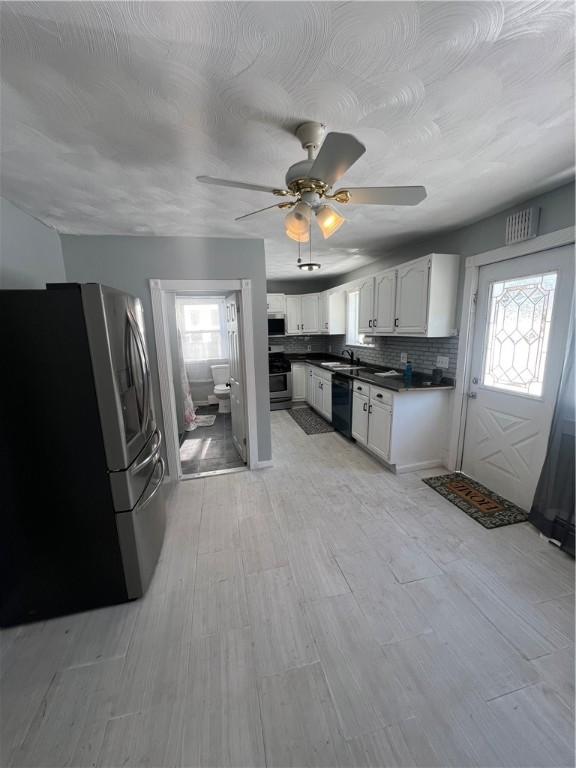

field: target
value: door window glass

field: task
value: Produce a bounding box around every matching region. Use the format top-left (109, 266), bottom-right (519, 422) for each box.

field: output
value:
top-left (482, 271), bottom-right (557, 397)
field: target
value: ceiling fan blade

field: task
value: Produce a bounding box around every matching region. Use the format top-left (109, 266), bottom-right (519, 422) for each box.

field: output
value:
top-left (309, 133), bottom-right (366, 187)
top-left (235, 202), bottom-right (291, 221)
top-left (338, 186), bottom-right (427, 206)
top-left (197, 175), bottom-right (287, 195)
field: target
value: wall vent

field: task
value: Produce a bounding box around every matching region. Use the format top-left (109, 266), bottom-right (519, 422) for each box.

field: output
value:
top-left (505, 207), bottom-right (540, 245)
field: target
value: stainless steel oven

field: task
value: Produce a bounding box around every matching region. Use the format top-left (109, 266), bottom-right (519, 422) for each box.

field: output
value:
top-left (269, 371), bottom-right (292, 402)
top-left (268, 314), bottom-right (286, 337)
top-left (269, 345), bottom-right (292, 405)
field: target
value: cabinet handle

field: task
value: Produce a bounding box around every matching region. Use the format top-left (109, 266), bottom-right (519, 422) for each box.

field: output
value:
top-left (369, 403), bottom-right (373, 413)
top-left (373, 319), bottom-right (377, 327)
top-left (357, 386), bottom-right (363, 391)
top-left (394, 318), bottom-right (399, 328)
top-left (363, 402), bottom-right (367, 411)
top-left (376, 393), bottom-right (383, 399)
top-left (368, 319), bottom-right (372, 328)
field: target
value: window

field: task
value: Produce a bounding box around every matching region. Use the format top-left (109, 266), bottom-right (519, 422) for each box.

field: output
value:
top-left (481, 271), bottom-right (557, 397)
top-left (346, 290), bottom-right (373, 347)
top-left (176, 297), bottom-right (229, 361)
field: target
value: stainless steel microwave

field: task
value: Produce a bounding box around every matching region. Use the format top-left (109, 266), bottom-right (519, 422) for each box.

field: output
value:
top-left (268, 314), bottom-right (286, 337)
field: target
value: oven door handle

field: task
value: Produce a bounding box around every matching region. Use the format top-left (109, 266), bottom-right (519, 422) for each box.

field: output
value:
top-left (269, 372), bottom-right (292, 378)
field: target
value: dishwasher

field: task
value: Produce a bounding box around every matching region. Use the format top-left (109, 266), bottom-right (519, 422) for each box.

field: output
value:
top-left (331, 374), bottom-right (353, 438)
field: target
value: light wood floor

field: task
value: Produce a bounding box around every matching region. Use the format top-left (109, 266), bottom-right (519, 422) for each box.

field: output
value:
top-left (2, 411), bottom-right (574, 767)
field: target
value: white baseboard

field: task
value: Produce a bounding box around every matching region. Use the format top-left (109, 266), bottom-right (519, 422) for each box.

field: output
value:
top-left (394, 460), bottom-right (447, 474)
top-left (253, 460), bottom-right (273, 470)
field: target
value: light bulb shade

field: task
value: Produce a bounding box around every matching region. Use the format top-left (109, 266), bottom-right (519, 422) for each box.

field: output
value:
top-left (297, 262), bottom-right (321, 271)
top-left (315, 205), bottom-right (345, 239)
top-left (285, 202), bottom-right (312, 236)
top-left (286, 225), bottom-right (309, 243)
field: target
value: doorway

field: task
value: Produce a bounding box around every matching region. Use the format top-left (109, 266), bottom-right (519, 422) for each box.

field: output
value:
top-left (174, 293), bottom-right (246, 478)
top-left (461, 245), bottom-right (574, 510)
top-left (149, 278), bottom-right (259, 481)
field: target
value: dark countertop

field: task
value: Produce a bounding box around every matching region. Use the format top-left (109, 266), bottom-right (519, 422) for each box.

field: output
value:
top-left (287, 353), bottom-right (455, 392)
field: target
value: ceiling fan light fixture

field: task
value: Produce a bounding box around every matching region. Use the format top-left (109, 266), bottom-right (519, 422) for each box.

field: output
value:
top-left (285, 225), bottom-right (309, 243)
top-left (315, 205), bottom-right (345, 239)
top-left (284, 201), bottom-right (311, 236)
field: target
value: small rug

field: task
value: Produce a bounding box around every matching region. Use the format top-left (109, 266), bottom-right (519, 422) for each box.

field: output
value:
top-left (188, 414), bottom-right (216, 431)
top-left (422, 473), bottom-right (528, 529)
top-left (289, 406), bottom-right (334, 435)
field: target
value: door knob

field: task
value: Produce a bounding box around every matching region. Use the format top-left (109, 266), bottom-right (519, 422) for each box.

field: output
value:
top-left (467, 392), bottom-right (477, 399)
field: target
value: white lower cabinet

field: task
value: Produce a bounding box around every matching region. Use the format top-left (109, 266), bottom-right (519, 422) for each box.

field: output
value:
top-left (351, 391), bottom-right (369, 444)
top-left (292, 363), bottom-right (306, 401)
top-left (304, 364), bottom-right (332, 422)
top-left (367, 398), bottom-right (392, 461)
top-left (351, 381), bottom-right (451, 473)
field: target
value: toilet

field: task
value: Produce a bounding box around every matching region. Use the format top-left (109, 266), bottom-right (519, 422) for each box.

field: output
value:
top-left (210, 364), bottom-right (231, 413)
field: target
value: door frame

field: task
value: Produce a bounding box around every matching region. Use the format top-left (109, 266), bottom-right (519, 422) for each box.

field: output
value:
top-left (149, 278), bottom-right (259, 479)
top-left (447, 226), bottom-right (575, 472)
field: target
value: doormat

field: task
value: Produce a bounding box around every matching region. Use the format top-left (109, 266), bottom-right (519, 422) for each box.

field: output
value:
top-left (289, 406), bottom-right (334, 435)
top-left (190, 414), bottom-right (217, 429)
top-left (422, 473), bottom-right (528, 529)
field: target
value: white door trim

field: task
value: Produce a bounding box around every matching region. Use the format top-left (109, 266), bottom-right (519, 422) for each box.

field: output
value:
top-left (447, 226), bottom-right (575, 471)
top-left (149, 278), bottom-right (259, 479)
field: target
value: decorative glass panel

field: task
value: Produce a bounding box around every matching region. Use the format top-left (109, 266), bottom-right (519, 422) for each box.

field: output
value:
top-left (482, 272), bottom-right (557, 397)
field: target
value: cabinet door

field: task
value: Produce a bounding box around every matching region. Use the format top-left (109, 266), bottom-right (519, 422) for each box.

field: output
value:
top-left (395, 258), bottom-right (430, 334)
top-left (267, 294), bottom-right (286, 313)
top-left (321, 376), bottom-right (332, 421)
top-left (311, 374), bottom-right (321, 411)
top-left (318, 292), bottom-right (329, 333)
top-left (351, 392), bottom-right (369, 444)
top-left (305, 366), bottom-right (314, 404)
top-left (286, 296), bottom-right (302, 334)
top-left (367, 400), bottom-right (392, 461)
top-left (358, 278), bottom-right (375, 333)
top-left (373, 270), bottom-right (396, 334)
top-left (301, 294), bottom-right (320, 333)
top-left (292, 363), bottom-right (306, 401)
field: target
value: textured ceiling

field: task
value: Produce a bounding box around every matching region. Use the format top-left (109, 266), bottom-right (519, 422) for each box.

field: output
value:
top-left (1, 2), bottom-right (574, 280)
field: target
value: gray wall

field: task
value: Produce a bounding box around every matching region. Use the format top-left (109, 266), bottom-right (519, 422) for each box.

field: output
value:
top-left (166, 294), bottom-right (186, 438)
top-left (61, 235), bottom-right (271, 463)
top-left (0, 197), bottom-right (65, 288)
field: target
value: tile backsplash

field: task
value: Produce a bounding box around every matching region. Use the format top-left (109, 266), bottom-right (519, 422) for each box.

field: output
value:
top-left (268, 335), bottom-right (328, 354)
top-left (329, 335), bottom-right (459, 378)
top-left (268, 333), bottom-right (459, 378)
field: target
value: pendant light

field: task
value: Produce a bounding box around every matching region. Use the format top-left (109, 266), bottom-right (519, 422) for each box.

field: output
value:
top-left (297, 221), bottom-right (321, 271)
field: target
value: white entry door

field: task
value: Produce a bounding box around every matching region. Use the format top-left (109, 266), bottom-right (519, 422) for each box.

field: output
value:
top-left (226, 293), bottom-right (247, 463)
top-left (462, 246), bottom-right (574, 510)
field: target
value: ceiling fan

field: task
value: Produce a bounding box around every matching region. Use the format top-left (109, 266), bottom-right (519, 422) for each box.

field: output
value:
top-left (197, 122), bottom-right (426, 242)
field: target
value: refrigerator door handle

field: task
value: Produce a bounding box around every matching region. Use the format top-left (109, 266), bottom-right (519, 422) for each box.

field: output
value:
top-left (133, 429), bottom-right (162, 473)
top-left (139, 458), bottom-right (165, 509)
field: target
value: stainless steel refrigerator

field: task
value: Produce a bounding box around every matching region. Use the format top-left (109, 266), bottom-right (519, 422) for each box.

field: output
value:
top-left (0, 283), bottom-right (166, 626)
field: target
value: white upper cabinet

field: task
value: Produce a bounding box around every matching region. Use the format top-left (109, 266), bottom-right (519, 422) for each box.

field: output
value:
top-left (319, 291), bottom-right (346, 334)
top-left (395, 253), bottom-right (460, 337)
top-left (373, 269), bottom-right (396, 334)
top-left (266, 293), bottom-right (286, 313)
top-left (286, 295), bottom-right (302, 334)
top-left (395, 257), bottom-right (430, 335)
top-left (355, 253), bottom-right (459, 338)
top-left (301, 294), bottom-right (320, 333)
top-left (358, 278), bottom-right (375, 333)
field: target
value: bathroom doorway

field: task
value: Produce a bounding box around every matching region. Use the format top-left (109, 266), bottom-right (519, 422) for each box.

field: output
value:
top-left (172, 292), bottom-right (247, 478)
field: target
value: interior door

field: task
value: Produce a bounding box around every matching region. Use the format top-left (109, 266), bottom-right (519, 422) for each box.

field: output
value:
top-left (301, 294), bottom-right (319, 333)
top-left (226, 294), bottom-right (247, 463)
top-left (374, 270), bottom-right (396, 334)
top-left (461, 246), bottom-right (574, 510)
top-left (358, 278), bottom-right (374, 333)
top-left (395, 257), bottom-right (429, 334)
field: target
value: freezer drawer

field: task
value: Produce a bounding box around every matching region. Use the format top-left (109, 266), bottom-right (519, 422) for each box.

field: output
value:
top-left (110, 428), bottom-right (162, 512)
top-left (115, 456), bottom-right (166, 599)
